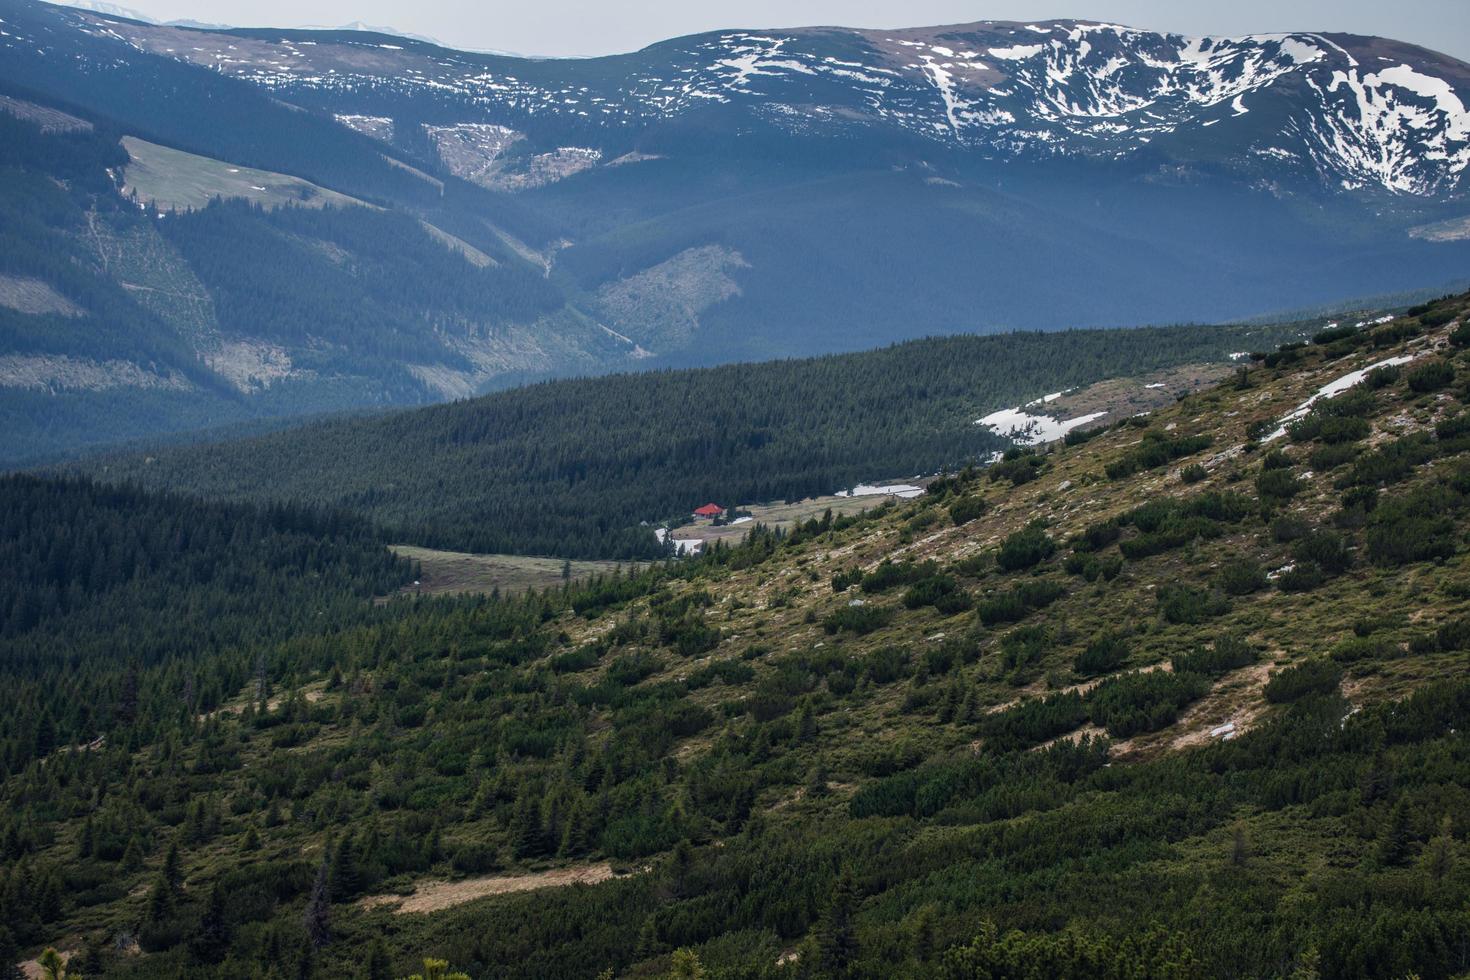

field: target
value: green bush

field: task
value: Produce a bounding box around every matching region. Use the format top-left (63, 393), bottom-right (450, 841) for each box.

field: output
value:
top-left (1157, 586), bottom-right (1229, 624)
top-left (1171, 635), bottom-right (1256, 676)
top-left (1087, 670), bottom-right (1211, 738)
top-left (1407, 359), bottom-right (1455, 393)
top-left (950, 496), bottom-right (988, 526)
top-left (997, 522), bottom-right (1056, 572)
top-left (1105, 431), bottom-right (1212, 480)
top-left (1264, 659), bottom-right (1343, 703)
top-left (1365, 364), bottom-right (1402, 388)
top-left (1074, 633), bottom-right (1129, 677)
top-left (1181, 463), bottom-right (1207, 484)
top-left (1215, 559), bottom-right (1267, 596)
top-left (824, 603), bottom-right (896, 635)
top-left (862, 560), bottom-right (936, 593)
top-left (903, 575), bottom-right (972, 614)
top-left (1257, 467), bottom-right (1303, 500)
top-left (1276, 562), bottom-right (1327, 593)
top-left (997, 626), bottom-right (1049, 682)
top-left (1293, 530), bottom-right (1352, 575)
top-left (1330, 636), bottom-right (1393, 664)
top-left (1309, 443), bottom-right (1360, 471)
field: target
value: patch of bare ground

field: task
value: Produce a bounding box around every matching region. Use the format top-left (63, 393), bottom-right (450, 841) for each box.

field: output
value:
top-left (985, 661), bottom-right (1172, 716)
top-left (360, 862), bottom-right (622, 914)
top-left (1167, 661), bottom-right (1275, 753)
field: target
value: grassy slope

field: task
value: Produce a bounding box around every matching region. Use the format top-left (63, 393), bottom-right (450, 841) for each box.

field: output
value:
top-left (13, 295), bottom-right (1470, 978)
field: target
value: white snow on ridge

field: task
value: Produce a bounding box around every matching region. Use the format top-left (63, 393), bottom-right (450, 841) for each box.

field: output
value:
top-left (839, 484), bottom-right (925, 499)
top-left (28, 11), bottom-right (1470, 196)
top-left (1262, 354), bottom-right (1417, 441)
top-left (989, 44), bottom-right (1044, 61)
top-left (978, 406), bottom-right (1107, 445)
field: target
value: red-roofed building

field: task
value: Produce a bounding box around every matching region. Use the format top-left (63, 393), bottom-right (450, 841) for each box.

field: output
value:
top-left (693, 503), bottom-right (723, 518)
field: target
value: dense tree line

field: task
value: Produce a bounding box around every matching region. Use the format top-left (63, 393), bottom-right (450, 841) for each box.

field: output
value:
top-left (160, 201), bottom-right (565, 364)
top-left (0, 473), bottom-right (411, 776)
top-left (87, 322), bottom-right (1295, 558)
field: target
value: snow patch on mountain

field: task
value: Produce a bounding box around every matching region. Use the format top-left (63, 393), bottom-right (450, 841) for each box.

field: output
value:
top-left (22, 10), bottom-right (1470, 195)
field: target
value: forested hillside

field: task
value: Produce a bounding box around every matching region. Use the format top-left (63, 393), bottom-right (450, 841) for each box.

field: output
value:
top-left (88, 323), bottom-right (1298, 558)
top-left (6, 293), bottom-right (1470, 978)
top-left (0, 80), bottom-right (621, 465)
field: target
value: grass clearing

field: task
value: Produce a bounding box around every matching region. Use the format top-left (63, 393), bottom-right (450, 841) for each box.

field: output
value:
top-left (388, 545), bottom-right (638, 597)
top-left (120, 136), bottom-right (364, 212)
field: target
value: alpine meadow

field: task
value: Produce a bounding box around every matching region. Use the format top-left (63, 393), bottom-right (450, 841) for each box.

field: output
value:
top-left (3, 1), bottom-right (1470, 978)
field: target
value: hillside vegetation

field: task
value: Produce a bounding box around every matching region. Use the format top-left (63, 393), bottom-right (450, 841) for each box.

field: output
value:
top-left (5, 293), bottom-right (1470, 977)
top-left (86, 323), bottom-right (1295, 559)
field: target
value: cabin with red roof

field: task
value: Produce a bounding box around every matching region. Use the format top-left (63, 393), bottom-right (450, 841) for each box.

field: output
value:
top-left (693, 503), bottom-right (723, 518)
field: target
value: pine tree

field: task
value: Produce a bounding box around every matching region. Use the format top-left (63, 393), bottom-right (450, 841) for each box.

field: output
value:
top-left (191, 883), bottom-right (230, 963)
top-left (0, 927), bottom-right (25, 980)
top-left (365, 937), bottom-right (392, 980)
top-left (331, 835), bottom-right (361, 902)
top-left (815, 869), bottom-right (858, 978)
top-left (162, 841), bottom-right (183, 894)
top-left (670, 948), bottom-right (705, 979)
top-left (1421, 814), bottom-right (1457, 883)
top-left (1376, 798), bottom-right (1414, 867)
top-left (304, 861), bottom-right (331, 949)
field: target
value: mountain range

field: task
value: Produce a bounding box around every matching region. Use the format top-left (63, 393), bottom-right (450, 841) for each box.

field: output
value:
top-left (3, 0), bottom-right (1470, 459)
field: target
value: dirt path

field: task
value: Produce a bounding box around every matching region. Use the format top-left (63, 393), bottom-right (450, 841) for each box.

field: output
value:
top-left (359, 862), bottom-right (621, 914)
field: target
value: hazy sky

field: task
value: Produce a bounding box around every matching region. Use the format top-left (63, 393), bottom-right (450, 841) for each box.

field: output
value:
top-left (75, 0), bottom-right (1470, 60)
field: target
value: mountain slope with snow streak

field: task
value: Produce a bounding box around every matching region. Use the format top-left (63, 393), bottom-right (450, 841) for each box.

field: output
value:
top-left (15, 10), bottom-right (1470, 196)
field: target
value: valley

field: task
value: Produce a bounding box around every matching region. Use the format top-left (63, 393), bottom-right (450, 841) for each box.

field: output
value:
top-left (3, 2), bottom-right (1470, 976)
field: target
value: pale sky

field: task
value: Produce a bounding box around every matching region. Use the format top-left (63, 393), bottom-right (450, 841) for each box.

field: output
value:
top-left (62, 0), bottom-right (1470, 61)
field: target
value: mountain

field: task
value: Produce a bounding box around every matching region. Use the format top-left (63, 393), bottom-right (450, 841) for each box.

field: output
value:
top-left (5, 292), bottom-right (1470, 977)
top-left (3, 0), bottom-right (1470, 460)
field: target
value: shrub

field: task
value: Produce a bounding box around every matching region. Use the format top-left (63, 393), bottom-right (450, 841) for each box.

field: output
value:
top-left (989, 452), bottom-right (1044, 486)
top-left (1330, 636), bottom-right (1394, 664)
top-left (950, 496), bottom-right (988, 526)
top-left (1106, 431), bottom-right (1212, 480)
top-left (863, 646), bottom-right (909, 684)
top-left (1261, 449), bottom-right (1294, 470)
top-left (1275, 562), bottom-right (1327, 593)
top-left (1407, 359), bottom-right (1455, 393)
top-left (1293, 530), bottom-right (1352, 575)
top-left (1272, 516), bottom-right (1310, 542)
top-left (1181, 463), bottom-right (1207, 484)
top-left (824, 603), bottom-right (896, 635)
top-left (1171, 635), bottom-right (1256, 676)
top-left (1313, 323), bottom-right (1360, 345)
top-left (997, 522), bottom-right (1056, 572)
top-left (830, 568), bottom-right (862, 593)
top-left (1309, 443), bottom-right (1359, 471)
top-left (1074, 633), bottom-right (1129, 677)
top-left (997, 626), bottom-right (1049, 681)
top-left (607, 652), bottom-right (661, 686)
top-left (1215, 559), bottom-right (1267, 596)
top-left (1365, 364), bottom-right (1402, 388)
top-left (1070, 519), bottom-right (1121, 552)
top-left (903, 575), bottom-right (972, 614)
top-left (1087, 670), bottom-right (1210, 738)
top-left (980, 692), bottom-right (1088, 752)
top-left (1365, 489), bottom-right (1460, 566)
top-left (1157, 586), bottom-right (1229, 624)
top-left (1257, 467), bottom-right (1303, 500)
top-left (861, 560), bottom-right (936, 593)
top-left (1264, 659), bottom-right (1343, 703)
